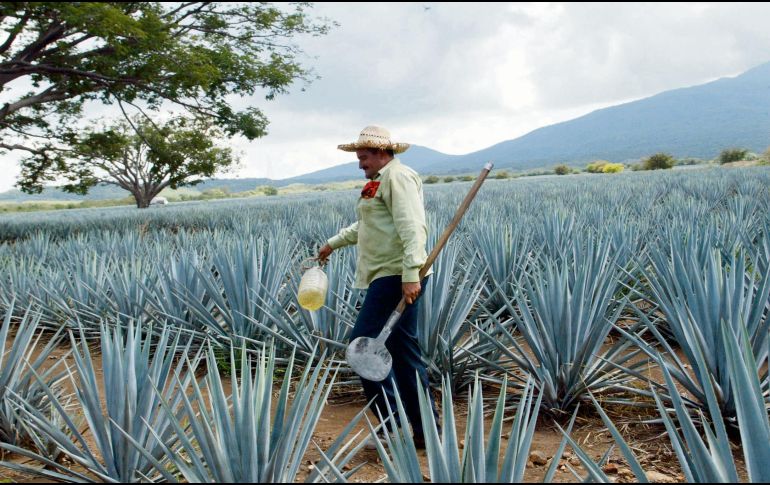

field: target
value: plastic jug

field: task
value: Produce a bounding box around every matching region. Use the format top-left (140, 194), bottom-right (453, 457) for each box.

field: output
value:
top-left (298, 260), bottom-right (328, 311)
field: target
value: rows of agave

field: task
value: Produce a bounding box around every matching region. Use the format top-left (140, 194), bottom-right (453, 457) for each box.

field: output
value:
top-left (0, 166), bottom-right (769, 481)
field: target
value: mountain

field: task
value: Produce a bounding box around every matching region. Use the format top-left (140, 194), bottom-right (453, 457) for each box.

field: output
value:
top-left (285, 145), bottom-right (463, 184)
top-left (3, 60), bottom-right (770, 202)
top-left (0, 185), bottom-right (120, 202)
top-left (422, 60), bottom-right (770, 172)
top-left (0, 146), bottom-right (460, 202)
top-left (0, 177), bottom-right (277, 202)
top-left (295, 60), bottom-right (770, 177)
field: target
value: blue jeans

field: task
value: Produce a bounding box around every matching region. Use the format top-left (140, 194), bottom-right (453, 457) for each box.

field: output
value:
top-left (351, 275), bottom-right (438, 438)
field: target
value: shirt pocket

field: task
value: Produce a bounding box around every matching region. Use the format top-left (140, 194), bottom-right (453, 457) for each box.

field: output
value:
top-left (358, 193), bottom-right (383, 216)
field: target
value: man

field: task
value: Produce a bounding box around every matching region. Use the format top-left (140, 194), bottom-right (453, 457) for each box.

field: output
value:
top-left (317, 125), bottom-right (438, 448)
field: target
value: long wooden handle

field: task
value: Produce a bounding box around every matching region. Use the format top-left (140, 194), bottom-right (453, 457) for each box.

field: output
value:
top-left (392, 161), bottom-right (494, 315)
top-left (420, 161), bottom-right (494, 278)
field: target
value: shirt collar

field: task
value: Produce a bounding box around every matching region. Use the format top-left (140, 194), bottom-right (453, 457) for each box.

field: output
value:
top-left (374, 157), bottom-right (400, 180)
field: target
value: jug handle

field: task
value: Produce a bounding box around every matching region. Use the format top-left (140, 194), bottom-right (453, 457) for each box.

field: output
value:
top-left (300, 256), bottom-right (327, 272)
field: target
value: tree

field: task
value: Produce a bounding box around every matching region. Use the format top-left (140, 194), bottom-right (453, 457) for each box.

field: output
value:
top-left (601, 163), bottom-right (624, 173)
top-left (68, 116), bottom-right (236, 208)
top-left (262, 185), bottom-right (278, 196)
top-left (718, 148), bottom-right (749, 164)
top-left (585, 160), bottom-right (609, 173)
top-left (643, 153), bottom-right (675, 170)
top-left (554, 164), bottom-right (571, 175)
top-left (0, 2), bottom-right (333, 193)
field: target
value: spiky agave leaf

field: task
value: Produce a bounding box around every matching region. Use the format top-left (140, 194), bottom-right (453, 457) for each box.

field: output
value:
top-left (468, 219), bottom-right (533, 314)
top-left (639, 243), bottom-right (770, 416)
top-left (1, 319), bottom-right (200, 482)
top-left (480, 235), bottom-right (649, 411)
top-left (563, 319), bottom-right (770, 483)
top-left (371, 374), bottom-right (542, 483)
top-left (146, 343), bottom-right (364, 482)
top-left (417, 238), bottom-right (488, 388)
top-left (0, 301), bottom-right (68, 458)
top-left (193, 235), bottom-right (297, 342)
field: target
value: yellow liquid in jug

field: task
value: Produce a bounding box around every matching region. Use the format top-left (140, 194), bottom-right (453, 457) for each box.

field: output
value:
top-left (298, 288), bottom-right (325, 311)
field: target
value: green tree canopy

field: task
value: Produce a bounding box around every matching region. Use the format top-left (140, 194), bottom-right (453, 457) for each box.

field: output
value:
top-left (64, 115), bottom-right (236, 208)
top-left (601, 162), bottom-right (624, 173)
top-left (0, 2), bottom-right (333, 193)
top-left (585, 160), bottom-right (609, 173)
top-left (643, 153), bottom-right (675, 170)
top-left (718, 148), bottom-right (749, 164)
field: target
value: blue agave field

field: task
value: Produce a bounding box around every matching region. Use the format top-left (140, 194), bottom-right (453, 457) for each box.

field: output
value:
top-left (1, 166), bottom-right (769, 482)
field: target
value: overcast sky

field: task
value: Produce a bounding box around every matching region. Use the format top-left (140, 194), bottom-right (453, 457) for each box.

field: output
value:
top-left (2, 2), bottom-right (770, 193)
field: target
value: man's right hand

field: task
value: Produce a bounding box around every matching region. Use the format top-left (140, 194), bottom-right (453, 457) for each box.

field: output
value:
top-left (318, 244), bottom-right (334, 264)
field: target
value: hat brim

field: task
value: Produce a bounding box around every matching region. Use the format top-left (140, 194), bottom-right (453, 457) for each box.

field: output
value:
top-left (337, 142), bottom-right (410, 154)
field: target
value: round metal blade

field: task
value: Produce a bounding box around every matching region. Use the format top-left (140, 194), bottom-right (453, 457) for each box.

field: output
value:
top-left (345, 336), bottom-right (393, 382)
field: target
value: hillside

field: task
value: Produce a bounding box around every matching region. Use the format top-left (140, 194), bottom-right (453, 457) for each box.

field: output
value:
top-left (3, 60), bottom-right (769, 202)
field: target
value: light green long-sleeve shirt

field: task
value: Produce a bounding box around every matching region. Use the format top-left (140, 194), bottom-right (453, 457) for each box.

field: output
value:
top-left (327, 158), bottom-right (432, 289)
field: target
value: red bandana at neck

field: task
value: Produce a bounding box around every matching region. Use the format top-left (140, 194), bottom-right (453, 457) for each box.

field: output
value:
top-left (361, 181), bottom-right (380, 199)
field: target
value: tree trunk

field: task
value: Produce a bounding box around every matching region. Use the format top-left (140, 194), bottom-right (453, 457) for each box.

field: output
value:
top-left (131, 189), bottom-right (152, 209)
top-left (132, 183), bottom-right (165, 208)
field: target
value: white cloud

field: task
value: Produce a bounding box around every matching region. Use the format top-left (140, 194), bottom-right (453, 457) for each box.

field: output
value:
top-left (2, 2), bottom-right (770, 193)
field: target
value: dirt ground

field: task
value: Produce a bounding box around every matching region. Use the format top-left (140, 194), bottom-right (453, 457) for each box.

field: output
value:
top-left (298, 384), bottom-right (689, 484)
top-left (0, 389), bottom-right (684, 484)
top-left (0, 330), bottom-right (746, 483)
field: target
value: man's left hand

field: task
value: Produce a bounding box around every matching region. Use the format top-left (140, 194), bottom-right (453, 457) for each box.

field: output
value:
top-left (403, 281), bottom-right (421, 305)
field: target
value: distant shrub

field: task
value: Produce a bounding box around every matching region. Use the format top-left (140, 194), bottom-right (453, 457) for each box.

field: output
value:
top-left (643, 153), bottom-right (675, 170)
top-left (459, 175), bottom-right (474, 182)
top-left (719, 148), bottom-right (749, 164)
top-left (443, 176), bottom-right (455, 183)
top-left (263, 186), bottom-right (278, 196)
top-left (523, 170), bottom-right (550, 177)
top-left (201, 188), bottom-right (231, 199)
top-left (676, 157), bottom-right (703, 166)
top-left (424, 175), bottom-right (439, 184)
top-left (601, 163), bottom-right (624, 173)
top-left (586, 160), bottom-right (610, 173)
top-left (742, 152), bottom-right (760, 161)
top-left (493, 170), bottom-right (510, 179)
top-left (554, 164), bottom-right (571, 175)
top-left (761, 147), bottom-right (770, 165)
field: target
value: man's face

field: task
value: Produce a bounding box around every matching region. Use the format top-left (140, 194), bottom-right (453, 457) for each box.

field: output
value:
top-left (356, 149), bottom-right (391, 179)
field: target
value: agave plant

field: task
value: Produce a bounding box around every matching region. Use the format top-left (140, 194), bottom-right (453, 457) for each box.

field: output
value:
top-left (145, 251), bottom-right (214, 346)
top-left (469, 220), bottom-right (533, 313)
top-left (1, 320), bottom-right (200, 482)
top-left (562, 319), bottom-right (770, 483)
top-left (754, 222), bottom-right (770, 280)
top-left (39, 253), bottom-right (114, 330)
top-left (479, 236), bottom-right (648, 412)
top-left (141, 344), bottom-right (367, 483)
top-left (189, 236), bottom-right (297, 342)
top-left (0, 302), bottom-right (68, 456)
top-left (534, 211), bottom-right (577, 262)
top-left (417, 237), bottom-right (488, 388)
top-left (100, 256), bottom-right (158, 327)
top-left (0, 257), bottom-right (49, 319)
top-left (370, 374), bottom-right (542, 483)
top-left (635, 243), bottom-right (770, 416)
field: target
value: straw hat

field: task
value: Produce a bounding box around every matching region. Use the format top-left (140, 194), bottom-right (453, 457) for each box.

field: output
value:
top-left (337, 126), bottom-right (410, 154)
